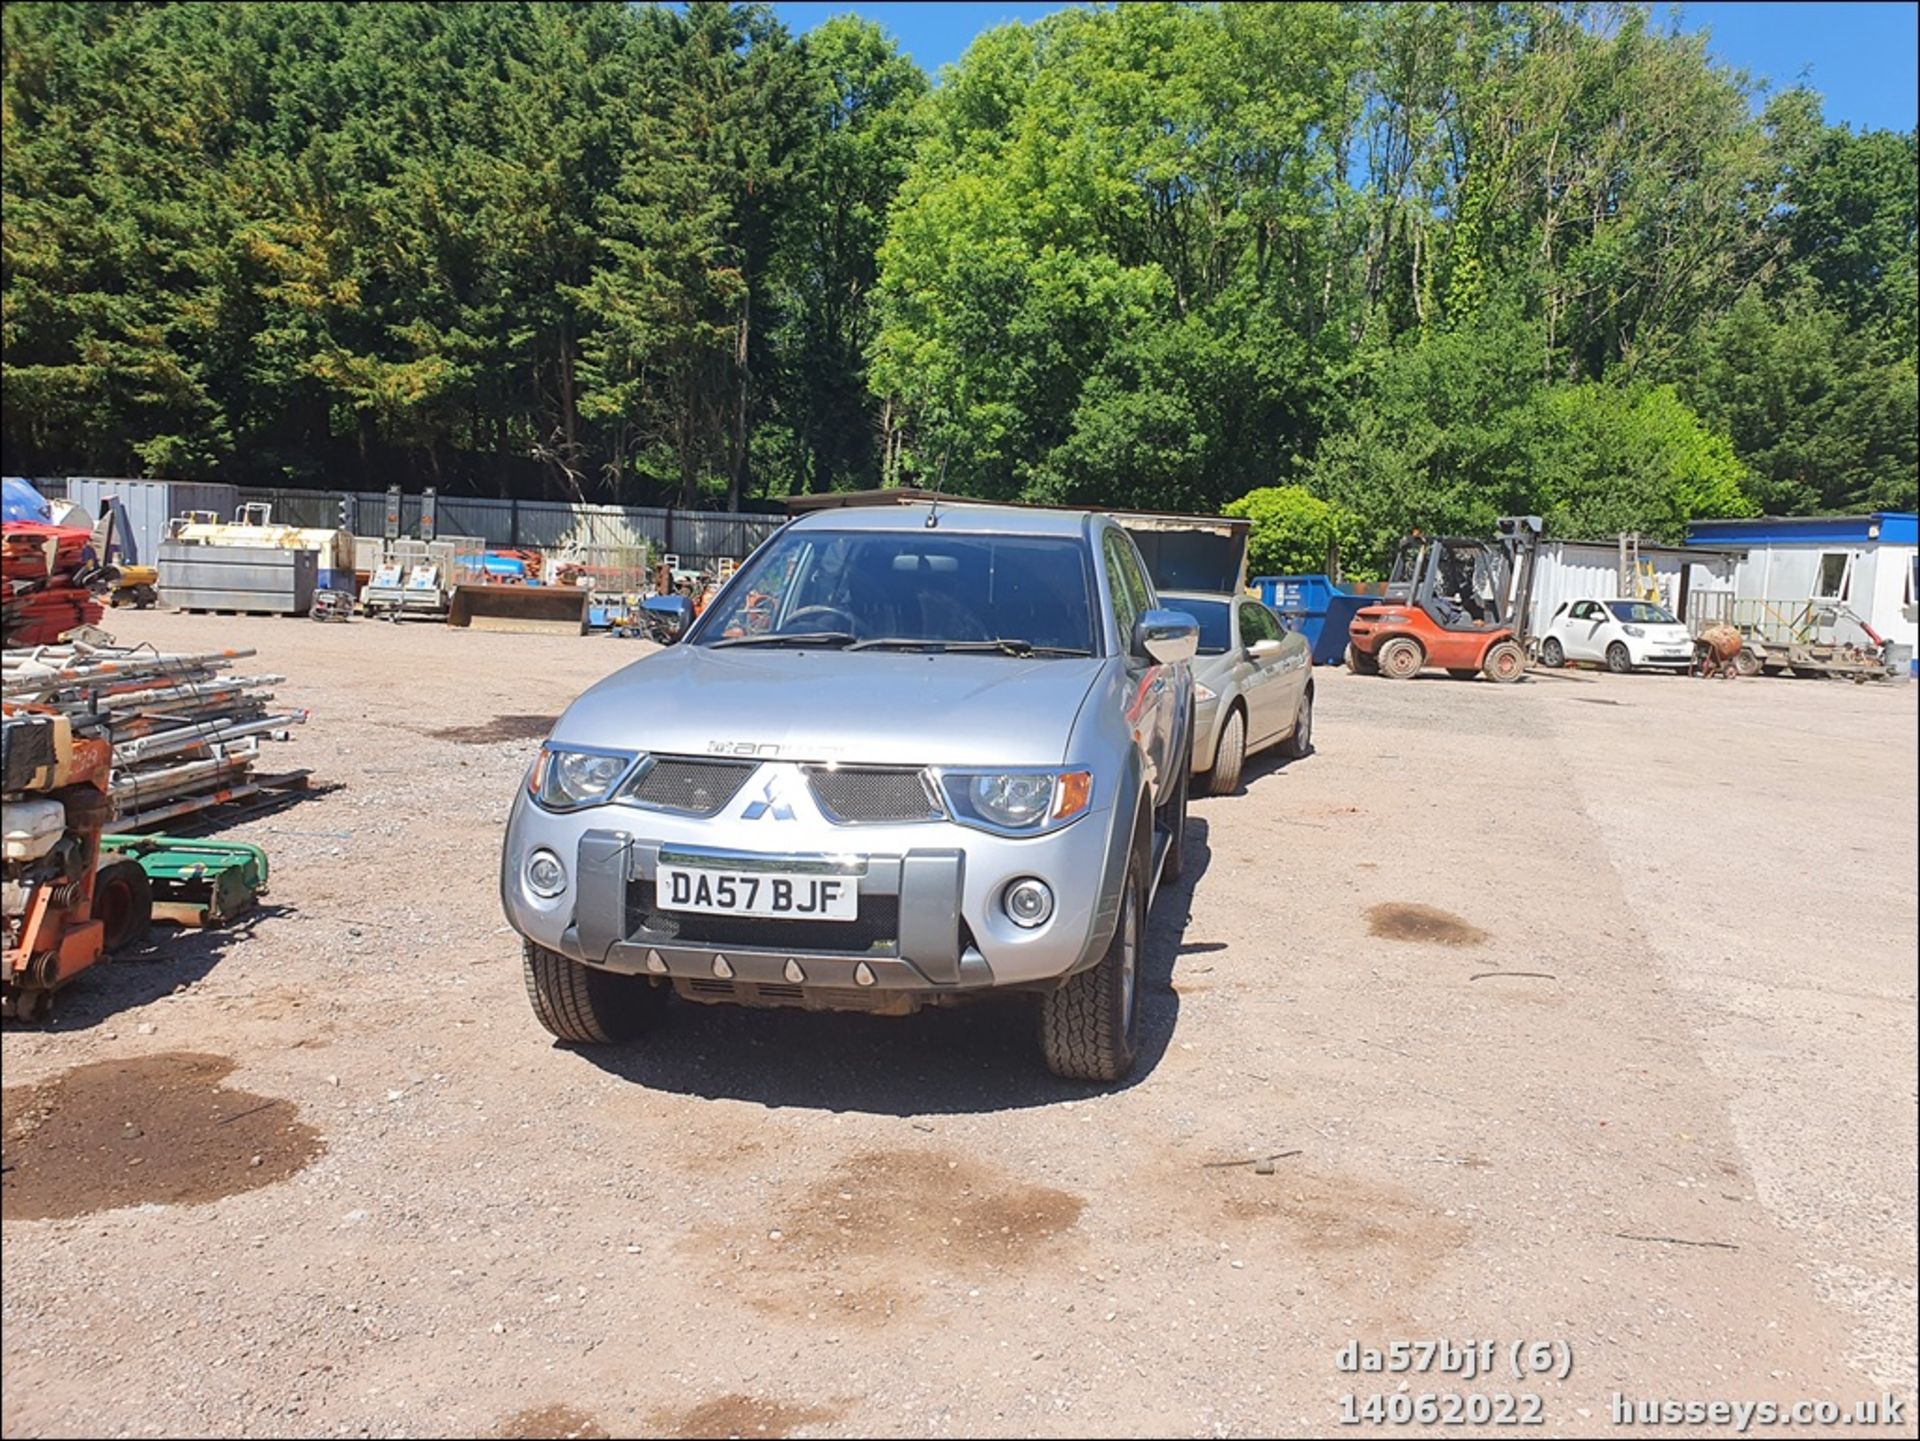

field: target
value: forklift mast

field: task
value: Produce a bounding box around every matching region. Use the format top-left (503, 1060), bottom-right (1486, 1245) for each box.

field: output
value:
top-left (1496, 515), bottom-right (1544, 642)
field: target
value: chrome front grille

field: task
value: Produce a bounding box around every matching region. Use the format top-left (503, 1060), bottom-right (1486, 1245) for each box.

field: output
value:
top-left (805, 766), bottom-right (943, 824)
top-left (623, 757), bottom-right (756, 816)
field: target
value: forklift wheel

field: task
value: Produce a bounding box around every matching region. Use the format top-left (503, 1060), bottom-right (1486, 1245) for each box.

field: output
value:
top-left (93, 859), bottom-right (154, 954)
top-left (1345, 644), bottom-right (1378, 676)
top-left (1376, 637), bottom-right (1425, 680)
top-left (1482, 640), bottom-right (1527, 683)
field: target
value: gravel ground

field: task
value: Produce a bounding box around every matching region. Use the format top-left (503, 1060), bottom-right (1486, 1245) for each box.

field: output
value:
top-left (3, 611), bottom-right (1914, 1439)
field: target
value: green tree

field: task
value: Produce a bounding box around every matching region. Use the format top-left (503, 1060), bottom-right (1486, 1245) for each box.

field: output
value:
top-left (1222, 486), bottom-right (1364, 579)
top-left (1679, 288), bottom-right (1917, 514)
top-left (767, 16), bottom-right (926, 495)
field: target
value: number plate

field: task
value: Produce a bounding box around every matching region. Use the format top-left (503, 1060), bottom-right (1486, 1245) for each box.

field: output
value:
top-left (656, 865), bottom-right (858, 921)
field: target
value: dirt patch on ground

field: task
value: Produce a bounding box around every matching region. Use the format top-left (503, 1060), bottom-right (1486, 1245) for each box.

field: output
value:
top-left (1, 1052), bottom-right (321, 1221)
top-left (1366, 902), bottom-right (1488, 946)
top-left (496, 1404), bottom-right (609, 1439)
top-left (429, 713), bottom-right (556, 744)
top-left (780, 1148), bottom-right (1084, 1266)
top-left (699, 1148), bottom-right (1083, 1327)
top-left (1211, 1167), bottom-right (1470, 1296)
top-left (653, 1394), bottom-right (842, 1439)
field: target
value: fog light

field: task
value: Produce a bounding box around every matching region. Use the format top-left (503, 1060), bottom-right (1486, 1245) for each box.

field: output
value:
top-left (1004, 877), bottom-right (1054, 929)
top-left (526, 848), bottom-right (566, 898)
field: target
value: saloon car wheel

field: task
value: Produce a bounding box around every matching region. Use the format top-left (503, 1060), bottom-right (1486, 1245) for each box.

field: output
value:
top-left (1606, 642), bottom-right (1633, 674)
top-left (1541, 636), bottom-right (1566, 668)
top-left (1279, 685), bottom-right (1314, 760)
top-left (1040, 850), bottom-right (1143, 1083)
top-left (1205, 706), bottom-right (1246, 796)
top-left (522, 941), bottom-right (664, 1044)
top-left (1377, 636), bottom-right (1425, 680)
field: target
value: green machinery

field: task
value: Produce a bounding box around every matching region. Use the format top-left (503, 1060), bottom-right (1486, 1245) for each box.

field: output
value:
top-left (97, 836), bottom-right (268, 931)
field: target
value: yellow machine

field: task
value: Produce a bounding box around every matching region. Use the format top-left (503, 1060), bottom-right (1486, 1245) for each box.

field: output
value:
top-left (104, 563), bottom-right (158, 608)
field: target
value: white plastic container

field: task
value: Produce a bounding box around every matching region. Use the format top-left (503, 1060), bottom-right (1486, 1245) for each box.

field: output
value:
top-left (3, 797), bottom-right (67, 861)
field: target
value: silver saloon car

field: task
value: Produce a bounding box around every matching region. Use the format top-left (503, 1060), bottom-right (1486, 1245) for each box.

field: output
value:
top-left (501, 500), bottom-right (1198, 1082)
top-left (1162, 591), bottom-right (1314, 794)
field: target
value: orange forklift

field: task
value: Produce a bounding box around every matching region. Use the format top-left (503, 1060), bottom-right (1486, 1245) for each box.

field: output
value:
top-left (1346, 516), bottom-right (1542, 682)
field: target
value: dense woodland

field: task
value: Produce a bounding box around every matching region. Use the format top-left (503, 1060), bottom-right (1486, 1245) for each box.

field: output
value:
top-left (2, 1), bottom-right (1914, 564)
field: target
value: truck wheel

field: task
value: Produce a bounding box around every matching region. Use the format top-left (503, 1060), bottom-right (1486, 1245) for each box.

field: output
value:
top-left (1040, 850), bottom-right (1142, 1083)
top-left (522, 941), bottom-right (662, 1044)
top-left (1606, 642), bottom-right (1633, 674)
top-left (1541, 636), bottom-right (1566, 668)
top-left (1205, 706), bottom-right (1246, 796)
top-left (1345, 643), bottom-right (1379, 676)
top-left (1482, 640), bottom-right (1527, 683)
top-left (1377, 636), bottom-right (1424, 679)
top-left (93, 859), bottom-right (153, 954)
top-left (1279, 685), bottom-right (1314, 759)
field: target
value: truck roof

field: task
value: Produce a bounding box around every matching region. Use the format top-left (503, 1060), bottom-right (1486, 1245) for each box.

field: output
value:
top-left (786, 499), bottom-right (1094, 539)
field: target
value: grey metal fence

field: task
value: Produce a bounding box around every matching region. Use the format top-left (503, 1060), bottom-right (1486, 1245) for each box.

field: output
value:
top-left (19, 478), bottom-right (785, 568)
top-left (231, 487), bottom-right (783, 567)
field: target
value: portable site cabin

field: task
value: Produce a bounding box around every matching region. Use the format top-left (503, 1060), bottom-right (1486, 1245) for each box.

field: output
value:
top-left (58, 478), bottom-right (240, 566)
top-left (1683, 513), bottom-right (1919, 664)
top-left (1521, 537), bottom-right (1744, 639)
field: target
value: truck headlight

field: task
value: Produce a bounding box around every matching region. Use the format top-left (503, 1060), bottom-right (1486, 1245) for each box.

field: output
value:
top-left (529, 745), bottom-right (638, 811)
top-left (940, 769), bottom-right (1093, 834)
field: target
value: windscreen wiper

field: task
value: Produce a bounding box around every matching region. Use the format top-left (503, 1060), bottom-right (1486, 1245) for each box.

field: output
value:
top-left (847, 637), bottom-right (1091, 657)
top-left (709, 630), bottom-right (856, 648)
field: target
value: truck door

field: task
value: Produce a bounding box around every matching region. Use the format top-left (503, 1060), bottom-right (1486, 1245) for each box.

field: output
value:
top-left (1103, 528), bottom-right (1175, 794)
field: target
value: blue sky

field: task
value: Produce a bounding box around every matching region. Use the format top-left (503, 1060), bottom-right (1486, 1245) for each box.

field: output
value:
top-left (770, 1), bottom-right (1919, 132)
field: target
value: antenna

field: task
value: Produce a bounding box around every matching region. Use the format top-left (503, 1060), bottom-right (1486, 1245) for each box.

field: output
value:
top-left (926, 445), bottom-right (951, 528)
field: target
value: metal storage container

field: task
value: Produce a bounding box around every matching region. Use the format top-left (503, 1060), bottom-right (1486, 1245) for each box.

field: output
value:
top-left (63, 479), bottom-right (240, 566)
top-left (158, 542), bottom-right (317, 615)
top-left (1254, 574), bottom-right (1384, 665)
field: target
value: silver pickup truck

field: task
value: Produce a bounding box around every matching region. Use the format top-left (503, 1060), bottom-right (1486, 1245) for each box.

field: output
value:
top-left (500, 499), bottom-right (1198, 1081)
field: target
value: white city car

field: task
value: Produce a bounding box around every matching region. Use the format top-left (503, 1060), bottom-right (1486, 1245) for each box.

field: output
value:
top-left (1539, 598), bottom-right (1694, 672)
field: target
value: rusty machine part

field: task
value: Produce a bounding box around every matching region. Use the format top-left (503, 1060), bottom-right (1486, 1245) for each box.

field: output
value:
top-left (3, 706), bottom-right (120, 1020)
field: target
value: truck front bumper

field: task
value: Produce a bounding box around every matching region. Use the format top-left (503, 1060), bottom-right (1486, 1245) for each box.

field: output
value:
top-left (499, 790), bottom-right (1125, 1005)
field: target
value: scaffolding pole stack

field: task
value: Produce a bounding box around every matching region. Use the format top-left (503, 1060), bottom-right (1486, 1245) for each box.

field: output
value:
top-left (1, 643), bottom-right (309, 828)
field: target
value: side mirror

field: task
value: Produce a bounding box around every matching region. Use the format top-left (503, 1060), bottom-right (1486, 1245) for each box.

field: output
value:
top-left (641, 593), bottom-right (693, 641)
top-left (1247, 637), bottom-right (1284, 660)
top-left (1134, 608), bottom-right (1199, 665)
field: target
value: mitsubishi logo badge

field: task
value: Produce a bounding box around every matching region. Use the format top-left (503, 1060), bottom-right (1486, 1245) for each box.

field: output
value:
top-left (742, 773), bottom-right (797, 821)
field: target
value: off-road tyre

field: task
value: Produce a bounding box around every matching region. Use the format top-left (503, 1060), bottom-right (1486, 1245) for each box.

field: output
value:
top-left (92, 859), bottom-right (153, 953)
top-left (1040, 848), bottom-right (1144, 1083)
top-left (1483, 640), bottom-right (1527, 683)
top-left (1279, 684), bottom-right (1314, 759)
top-left (1377, 636), bottom-right (1425, 680)
top-left (1205, 706), bottom-right (1247, 796)
top-left (522, 941), bottom-right (663, 1044)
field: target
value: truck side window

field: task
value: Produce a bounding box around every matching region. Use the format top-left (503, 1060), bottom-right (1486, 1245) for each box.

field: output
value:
top-left (1102, 531), bottom-right (1142, 649)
